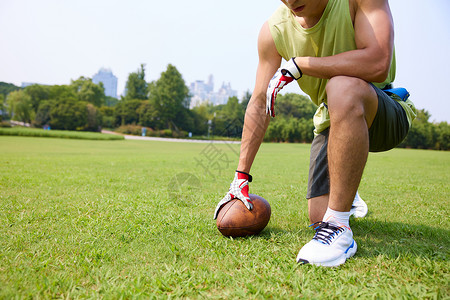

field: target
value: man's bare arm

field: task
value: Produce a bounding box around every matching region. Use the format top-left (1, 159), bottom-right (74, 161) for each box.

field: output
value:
top-left (237, 22), bottom-right (281, 173)
top-left (295, 0), bottom-right (394, 83)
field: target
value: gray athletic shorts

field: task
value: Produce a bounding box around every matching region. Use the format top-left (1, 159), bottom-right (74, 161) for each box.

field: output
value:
top-left (306, 84), bottom-right (409, 199)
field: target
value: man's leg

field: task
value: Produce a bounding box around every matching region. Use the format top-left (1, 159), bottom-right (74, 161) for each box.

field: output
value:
top-left (306, 126), bottom-right (368, 224)
top-left (308, 195), bottom-right (328, 224)
top-left (305, 128), bottom-right (331, 224)
top-left (326, 76), bottom-right (378, 213)
top-left (309, 192), bottom-right (368, 223)
top-left (297, 76), bottom-right (378, 267)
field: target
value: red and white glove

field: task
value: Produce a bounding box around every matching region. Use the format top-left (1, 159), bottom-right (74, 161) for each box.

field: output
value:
top-left (213, 171), bottom-right (253, 219)
top-left (266, 57), bottom-right (303, 117)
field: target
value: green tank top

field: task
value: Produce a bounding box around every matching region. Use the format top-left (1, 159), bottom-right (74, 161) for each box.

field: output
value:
top-left (268, 0), bottom-right (415, 134)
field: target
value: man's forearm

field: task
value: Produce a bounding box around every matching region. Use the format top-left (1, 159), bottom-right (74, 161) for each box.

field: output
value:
top-left (295, 48), bottom-right (392, 83)
top-left (237, 96), bottom-right (270, 173)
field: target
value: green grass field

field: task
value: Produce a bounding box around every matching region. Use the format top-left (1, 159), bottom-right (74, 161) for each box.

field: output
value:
top-left (0, 127), bottom-right (124, 140)
top-left (0, 136), bottom-right (448, 298)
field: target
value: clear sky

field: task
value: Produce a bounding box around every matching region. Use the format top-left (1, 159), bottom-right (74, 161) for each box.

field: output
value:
top-left (1, 0), bottom-right (449, 122)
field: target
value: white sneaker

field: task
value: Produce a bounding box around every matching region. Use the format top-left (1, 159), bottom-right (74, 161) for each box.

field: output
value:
top-left (350, 191), bottom-right (368, 218)
top-left (296, 222), bottom-right (357, 267)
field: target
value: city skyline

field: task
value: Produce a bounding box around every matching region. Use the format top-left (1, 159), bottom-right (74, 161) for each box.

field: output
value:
top-left (189, 74), bottom-right (239, 108)
top-left (6, 69), bottom-right (240, 107)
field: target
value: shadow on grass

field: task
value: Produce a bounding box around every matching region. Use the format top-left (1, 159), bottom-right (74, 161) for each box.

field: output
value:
top-left (351, 219), bottom-right (449, 260)
top-left (247, 220), bottom-right (449, 261)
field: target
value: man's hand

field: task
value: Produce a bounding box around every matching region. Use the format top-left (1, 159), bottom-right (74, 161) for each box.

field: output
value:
top-left (213, 171), bottom-right (253, 219)
top-left (266, 58), bottom-right (302, 117)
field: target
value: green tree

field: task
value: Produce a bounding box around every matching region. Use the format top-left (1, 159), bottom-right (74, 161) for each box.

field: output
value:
top-left (174, 108), bottom-right (195, 135)
top-left (0, 82), bottom-right (20, 121)
top-left (264, 117), bottom-right (286, 142)
top-left (434, 122), bottom-right (450, 150)
top-left (49, 98), bottom-right (87, 130)
top-left (35, 101), bottom-right (53, 127)
top-left (263, 93), bottom-right (316, 143)
top-left (0, 82), bottom-right (20, 98)
top-left (401, 109), bottom-right (435, 149)
top-left (149, 64), bottom-right (189, 129)
top-left (7, 90), bottom-right (34, 123)
top-left (191, 102), bottom-right (211, 135)
top-left (99, 106), bottom-right (115, 128)
top-left (138, 100), bottom-right (163, 129)
top-left (0, 94), bottom-right (5, 121)
top-left (105, 96), bottom-right (119, 107)
top-left (276, 93), bottom-right (317, 119)
top-left (49, 85), bottom-right (78, 102)
top-left (125, 64), bottom-right (148, 100)
top-left (39, 85), bottom-right (96, 131)
top-left (298, 118), bottom-right (314, 142)
top-left (223, 96), bottom-right (244, 121)
top-left (214, 96), bottom-right (245, 137)
top-left (71, 77), bottom-right (105, 107)
top-left (23, 84), bottom-right (50, 113)
top-left (85, 103), bottom-right (101, 131)
top-left (114, 99), bottom-right (143, 126)
top-left (241, 90), bottom-right (252, 111)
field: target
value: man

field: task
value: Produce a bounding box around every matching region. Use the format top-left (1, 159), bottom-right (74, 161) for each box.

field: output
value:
top-left (214, 0), bottom-right (416, 267)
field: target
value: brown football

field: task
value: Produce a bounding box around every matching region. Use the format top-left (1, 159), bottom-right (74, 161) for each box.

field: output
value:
top-left (216, 194), bottom-right (271, 237)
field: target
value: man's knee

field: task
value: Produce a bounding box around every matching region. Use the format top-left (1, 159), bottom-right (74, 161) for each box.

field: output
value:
top-left (326, 76), bottom-right (377, 125)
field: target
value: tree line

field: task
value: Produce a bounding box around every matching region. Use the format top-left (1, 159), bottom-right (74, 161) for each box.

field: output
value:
top-left (0, 64), bottom-right (448, 150)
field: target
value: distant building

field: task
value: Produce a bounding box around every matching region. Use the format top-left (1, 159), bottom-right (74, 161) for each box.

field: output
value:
top-left (92, 68), bottom-right (118, 98)
top-left (189, 75), bottom-right (237, 108)
top-left (21, 82), bottom-right (48, 88)
top-left (21, 82), bottom-right (35, 88)
top-left (190, 75), bottom-right (214, 100)
top-left (213, 82), bottom-right (238, 105)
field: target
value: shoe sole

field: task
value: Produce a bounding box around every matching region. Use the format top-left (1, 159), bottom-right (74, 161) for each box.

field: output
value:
top-left (298, 240), bottom-right (358, 267)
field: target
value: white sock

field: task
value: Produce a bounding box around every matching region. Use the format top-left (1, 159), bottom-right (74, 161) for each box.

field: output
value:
top-left (322, 207), bottom-right (351, 228)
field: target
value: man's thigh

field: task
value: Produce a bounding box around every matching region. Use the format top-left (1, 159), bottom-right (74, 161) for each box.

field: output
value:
top-left (368, 84), bottom-right (409, 152)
